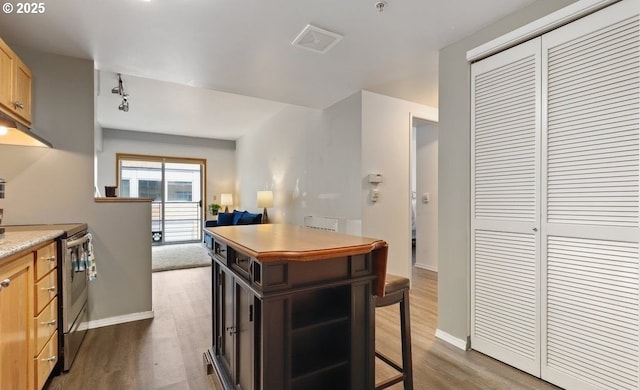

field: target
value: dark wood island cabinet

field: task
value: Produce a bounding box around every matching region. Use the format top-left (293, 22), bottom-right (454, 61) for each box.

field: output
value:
top-left (203, 224), bottom-right (388, 390)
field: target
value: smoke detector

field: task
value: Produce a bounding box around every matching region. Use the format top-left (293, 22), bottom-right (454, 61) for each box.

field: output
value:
top-left (291, 24), bottom-right (343, 54)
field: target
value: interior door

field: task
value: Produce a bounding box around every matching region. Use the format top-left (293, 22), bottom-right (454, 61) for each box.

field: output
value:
top-left (540, 2), bottom-right (640, 389)
top-left (471, 37), bottom-right (541, 376)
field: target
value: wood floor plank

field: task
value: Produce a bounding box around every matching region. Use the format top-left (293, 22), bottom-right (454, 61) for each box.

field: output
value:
top-left (46, 265), bottom-right (561, 390)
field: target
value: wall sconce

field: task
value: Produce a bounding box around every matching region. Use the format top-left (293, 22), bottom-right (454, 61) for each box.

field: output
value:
top-left (112, 73), bottom-right (130, 112)
top-left (257, 190), bottom-right (273, 224)
top-left (220, 193), bottom-right (233, 213)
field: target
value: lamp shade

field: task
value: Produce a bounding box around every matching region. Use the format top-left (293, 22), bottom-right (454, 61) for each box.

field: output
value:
top-left (257, 190), bottom-right (274, 208)
top-left (220, 193), bottom-right (233, 206)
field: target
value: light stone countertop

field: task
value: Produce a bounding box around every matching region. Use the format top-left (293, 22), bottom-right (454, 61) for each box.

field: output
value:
top-left (0, 230), bottom-right (64, 261)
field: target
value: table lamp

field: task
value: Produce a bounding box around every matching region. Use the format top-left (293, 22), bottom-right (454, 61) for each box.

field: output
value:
top-left (220, 193), bottom-right (233, 213)
top-left (257, 190), bottom-right (273, 224)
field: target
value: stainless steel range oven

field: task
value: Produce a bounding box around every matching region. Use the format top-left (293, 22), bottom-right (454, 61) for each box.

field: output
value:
top-left (61, 227), bottom-right (90, 371)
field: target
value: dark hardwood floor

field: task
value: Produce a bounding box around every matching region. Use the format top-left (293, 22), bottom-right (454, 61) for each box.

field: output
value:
top-left (47, 265), bottom-right (561, 390)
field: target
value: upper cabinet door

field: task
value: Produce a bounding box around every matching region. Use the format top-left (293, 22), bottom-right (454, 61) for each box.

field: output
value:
top-left (0, 39), bottom-right (15, 111)
top-left (0, 36), bottom-right (32, 126)
top-left (13, 57), bottom-right (32, 124)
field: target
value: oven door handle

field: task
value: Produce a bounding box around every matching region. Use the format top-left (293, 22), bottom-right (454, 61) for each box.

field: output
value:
top-left (66, 233), bottom-right (91, 248)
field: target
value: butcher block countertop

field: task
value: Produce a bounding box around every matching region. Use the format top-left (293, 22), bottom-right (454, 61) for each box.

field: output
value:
top-left (206, 223), bottom-right (387, 261)
top-left (205, 223), bottom-right (389, 296)
top-left (0, 229), bottom-right (63, 261)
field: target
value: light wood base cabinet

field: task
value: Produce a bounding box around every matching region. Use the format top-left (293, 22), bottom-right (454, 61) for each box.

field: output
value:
top-left (0, 252), bottom-right (34, 390)
top-left (0, 240), bottom-right (58, 390)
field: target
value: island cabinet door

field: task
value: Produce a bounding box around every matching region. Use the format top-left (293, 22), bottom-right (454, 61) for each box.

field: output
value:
top-left (214, 263), bottom-right (258, 390)
top-left (218, 268), bottom-right (235, 379)
top-left (236, 283), bottom-right (256, 390)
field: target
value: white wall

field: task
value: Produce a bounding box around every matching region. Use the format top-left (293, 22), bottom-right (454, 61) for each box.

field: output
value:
top-left (361, 91), bottom-right (437, 279)
top-left (0, 46), bottom-right (152, 324)
top-left (415, 121), bottom-right (438, 271)
top-left (310, 92), bottom-right (362, 220)
top-left (97, 128), bottom-right (236, 214)
top-left (437, 0), bottom-right (579, 344)
top-left (236, 93), bottom-right (362, 225)
top-left (235, 105), bottom-right (321, 222)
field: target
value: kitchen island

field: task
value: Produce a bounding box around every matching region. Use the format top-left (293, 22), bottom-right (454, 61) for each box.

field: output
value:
top-left (203, 223), bottom-right (388, 390)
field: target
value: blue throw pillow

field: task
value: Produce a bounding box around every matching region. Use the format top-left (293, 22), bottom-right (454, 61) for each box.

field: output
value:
top-left (217, 212), bottom-right (234, 226)
top-left (243, 212), bottom-right (262, 224)
top-left (237, 216), bottom-right (255, 225)
top-left (232, 210), bottom-right (246, 225)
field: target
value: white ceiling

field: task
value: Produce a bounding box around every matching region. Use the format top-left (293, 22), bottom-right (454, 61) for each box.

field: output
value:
top-left (0, 0), bottom-right (537, 140)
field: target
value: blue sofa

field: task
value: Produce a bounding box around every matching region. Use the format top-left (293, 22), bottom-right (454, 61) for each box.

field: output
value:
top-left (205, 209), bottom-right (262, 228)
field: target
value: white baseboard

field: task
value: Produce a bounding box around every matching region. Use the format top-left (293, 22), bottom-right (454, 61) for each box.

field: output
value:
top-left (436, 329), bottom-right (468, 350)
top-left (414, 262), bottom-right (438, 272)
top-left (87, 310), bottom-right (155, 330)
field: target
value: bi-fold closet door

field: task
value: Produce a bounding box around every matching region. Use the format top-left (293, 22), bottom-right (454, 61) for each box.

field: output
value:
top-left (471, 1), bottom-right (639, 389)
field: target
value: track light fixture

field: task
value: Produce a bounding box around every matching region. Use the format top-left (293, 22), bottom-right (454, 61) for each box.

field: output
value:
top-left (112, 73), bottom-right (130, 112)
top-left (118, 94), bottom-right (129, 112)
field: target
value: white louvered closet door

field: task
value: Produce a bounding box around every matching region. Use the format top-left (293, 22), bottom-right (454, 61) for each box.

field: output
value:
top-left (471, 38), bottom-right (541, 377)
top-left (541, 2), bottom-right (640, 389)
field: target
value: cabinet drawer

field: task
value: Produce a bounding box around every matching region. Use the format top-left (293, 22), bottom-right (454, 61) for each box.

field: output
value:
top-left (35, 242), bottom-right (57, 281)
top-left (34, 270), bottom-right (56, 315)
top-left (33, 296), bottom-right (57, 356)
top-left (213, 240), bottom-right (227, 260)
top-left (34, 331), bottom-right (57, 390)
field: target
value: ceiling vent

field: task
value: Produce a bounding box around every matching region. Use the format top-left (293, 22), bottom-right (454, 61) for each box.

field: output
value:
top-left (291, 24), bottom-right (343, 54)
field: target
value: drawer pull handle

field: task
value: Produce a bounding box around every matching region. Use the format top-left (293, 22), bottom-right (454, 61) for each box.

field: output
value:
top-left (0, 279), bottom-right (10, 288)
top-left (42, 286), bottom-right (56, 292)
top-left (41, 356), bottom-right (56, 363)
top-left (13, 100), bottom-right (24, 109)
top-left (43, 255), bottom-right (56, 262)
top-left (41, 319), bottom-right (56, 326)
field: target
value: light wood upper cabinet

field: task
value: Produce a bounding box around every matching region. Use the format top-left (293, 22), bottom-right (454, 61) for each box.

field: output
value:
top-left (13, 57), bottom-right (32, 123)
top-left (0, 38), bottom-right (15, 111)
top-left (0, 36), bottom-right (32, 126)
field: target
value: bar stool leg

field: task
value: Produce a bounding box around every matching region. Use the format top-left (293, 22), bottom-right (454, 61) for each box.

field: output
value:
top-left (400, 289), bottom-right (413, 390)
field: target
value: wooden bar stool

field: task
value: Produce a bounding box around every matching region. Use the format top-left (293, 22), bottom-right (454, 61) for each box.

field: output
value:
top-left (375, 274), bottom-right (413, 390)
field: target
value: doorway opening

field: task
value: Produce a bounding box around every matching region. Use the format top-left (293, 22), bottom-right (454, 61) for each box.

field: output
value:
top-left (116, 153), bottom-right (206, 244)
top-left (410, 118), bottom-right (438, 273)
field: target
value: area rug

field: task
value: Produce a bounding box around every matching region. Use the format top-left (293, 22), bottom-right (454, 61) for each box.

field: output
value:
top-left (152, 243), bottom-right (211, 272)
